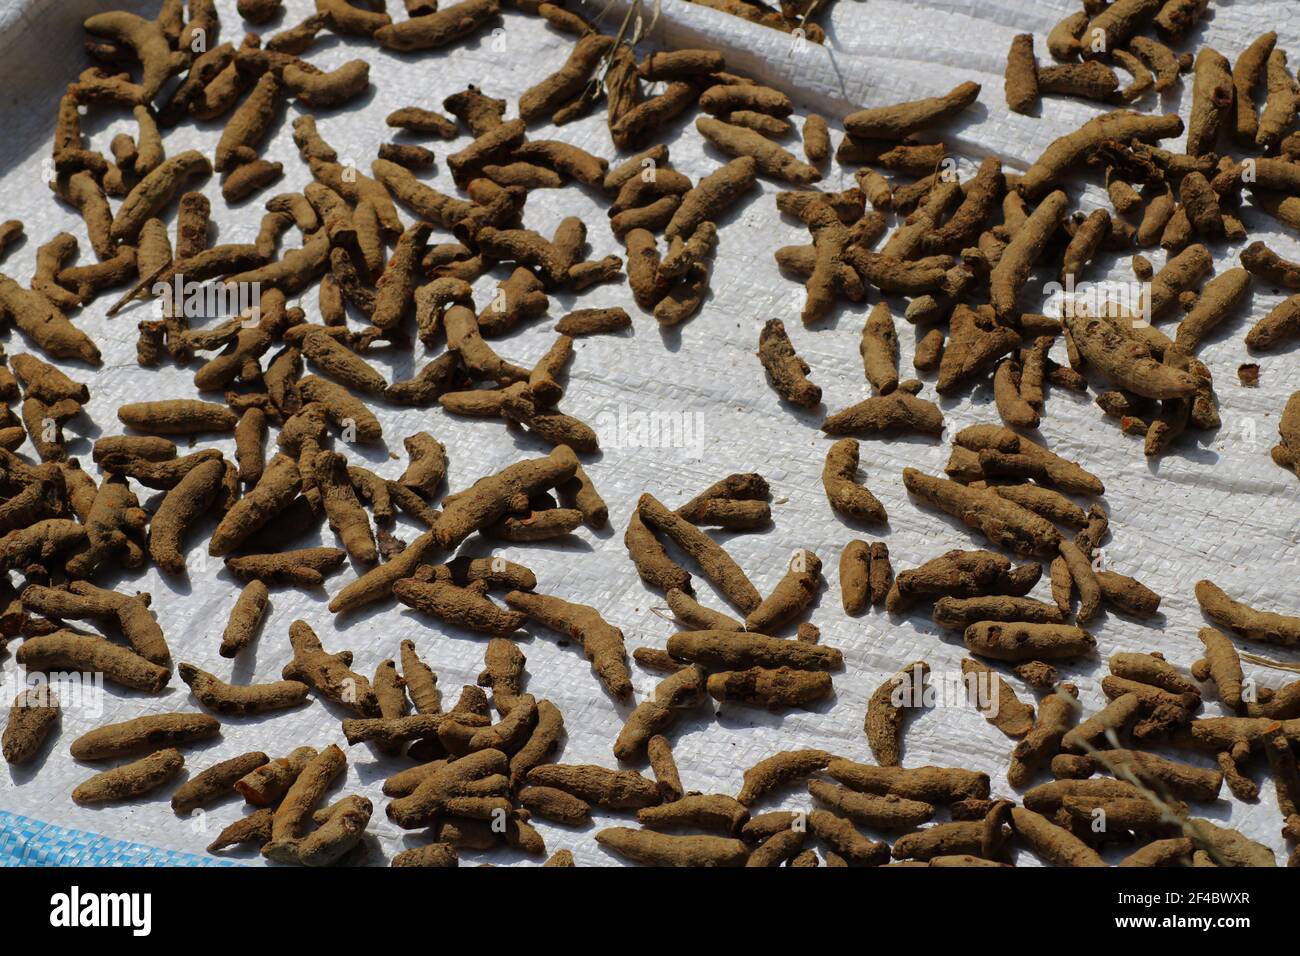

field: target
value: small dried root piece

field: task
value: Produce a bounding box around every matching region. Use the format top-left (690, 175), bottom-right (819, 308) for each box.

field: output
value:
top-left (966, 622), bottom-right (1096, 663)
top-left (1037, 61), bottom-right (1120, 102)
top-left (933, 304), bottom-right (1018, 396)
top-left (391, 643), bottom-right (439, 722)
top-left (282, 620), bottom-right (379, 716)
top-left (397, 433), bottom-right (447, 501)
top-left (853, 304), bottom-right (898, 395)
top-left (1241, 242), bottom-right (1300, 292)
top-left (808, 779), bottom-right (933, 831)
top-left (1194, 580), bottom-right (1300, 647)
top-left (867, 542), bottom-right (893, 607)
top-left (866, 661), bottom-right (928, 766)
top-left (638, 493), bottom-right (760, 613)
top-left (1056, 749), bottom-right (1222, 801)
top-left (118, 399), bottom-right (237, 435)
top-left (822, 439), bottom-right (886, 524)
top-left (843, 82), bottom-right (980, 141)
top-left (69, 713), bottom-right (219, 761)
top-left (172, 751), bottom-right (269, 815)
top-left (504, 590), bottom-right (631, 699)
top-left (803, 115), bottom-right (830, 167)
top-left (527, 763), bottom-right (659, 811)
top-left (822, 386), bottom-right (945, 437)
top-left (667, 156), bottom-right (757, 240)
top-left (992, 484), bottom-right (1086, 529)
top-left (518, 33), bottom-right (612, 124)
top-left (179, 663), bottom-right (308, 716)
top-left (990, 190), bottom-right (1068, 319)
top-left (707, 667), bottom-right (831, 710)
top-left (890, 820), bottom-right (989, 861)
top-left (1172, 267), bottom-right (1251, 354)
top-left (994, 356), bottom-right (1042, 428)
top-left (696, 117), bottom-right (820, 185)
top-left (473, 638), bottom-right (526, 715)
top-left (666, 588), bottom-right (743, 632)
top-left (839, 540), bottom-right (873, 615)
top-left (1095, 570), bottom-right (1161, 618)
top-left (219, 580), bottom-right (270, 660)
top-left (207, 808), bottom-right (275, 853)
top-left (624, 228), bottom-right (667, 308)
top-left (208, 453), bottom-right (301, 556)
top-left (670, 632), bottom-right (842, 676)
top-left (485, 506), bottom-right (583, 542)
top-left (555, 307), bottom-right (630, 337)
top-left (737, 749), bottom-right (833, 805)
top-left (262, 744), bottom-right (348, 864)
top-left (1010, 806), bottom-right (1105, 867)
top-left (742, 549), bottom-right (821, 633)
top-left (902, 469), bottom-right (1061, 559)
top-left (225, 549), bottom-right (347, 589)
top-left (933, 595), bottom-right (1065, 630)
top-left (637, 793), bottom-right (749, 835)
top-left (1185, 47), bottom-right (1234, 158)
top-left (961, 657), bottom-right (1036, 738)
top-left (17, 630), bottom-right (169, 692)
top-left (148, 457), bottom-right (225, 574)
top-left (808, 809), bottom-right (891, 866)
top-left (1003, 684), bottom-right (1079, 788)
top-left (394, 576), bottom-right (524, 637)
top-left (519, 786), bottom-right (591, 825)
top-left (2, 686), bottom-right (59, 765)
top-left (234, 746), bottom-right (317, 808)
top-left (73, 749), bottom-right (184, 805)
top-left (596, 828), bottom-right (747, 867)
top-left (757, 319), bottom-right (820, 408)
top-left (1019, 111), bottom-right (1183, 199)
top-left (1195, 627), bottom-right (1244, 710)
top-left (0, 277), bottom-right (101, 365)
top-left (1062, 307), bottom-right (1195, 400)
top-left (1062, 693), bottom-right (1144, 752)
top-left (22, 583), bottom-right (169, 666)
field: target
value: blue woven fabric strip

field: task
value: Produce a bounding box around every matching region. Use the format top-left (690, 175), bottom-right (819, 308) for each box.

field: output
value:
top-left (0, 811), bottom-right (235, 867)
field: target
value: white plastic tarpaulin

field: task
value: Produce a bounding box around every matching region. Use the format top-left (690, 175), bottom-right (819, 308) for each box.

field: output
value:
top-left (0, 0), bottom-right (1297, 866)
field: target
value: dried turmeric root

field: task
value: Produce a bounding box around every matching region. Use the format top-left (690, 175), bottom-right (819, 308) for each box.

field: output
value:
top-left (1195, 579), bottom-right (1300, 647)
top-left (504, 590), bottom-right (631, 699)
top-left (865, 660), bottom-right (928, 766)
